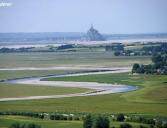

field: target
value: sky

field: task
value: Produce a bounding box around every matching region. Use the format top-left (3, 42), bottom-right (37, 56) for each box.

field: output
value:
top-left (0, 0), bottom-right (167, 34)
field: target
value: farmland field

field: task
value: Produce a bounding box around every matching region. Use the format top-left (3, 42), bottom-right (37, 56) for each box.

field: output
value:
top-left (42, 72), bottom-right (167, 103)
top-left (0, 83), bottom-right (91, 98)
top-left (0, 51), bottom-right (166, 128)
top-left (0, 52), bottom-right (151, 68)
top-left (0, 70), bottom-right (93, 81)
top-left (0, 73), bottom-right (167, 117)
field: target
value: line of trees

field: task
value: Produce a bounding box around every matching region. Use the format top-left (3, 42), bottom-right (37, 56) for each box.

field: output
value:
top-left (132, 54), bottom-right (167, 74)
top-left (3, 112), bottom-right (167, 128)
top-left (49, 114), bottom-right (80, 121)
top-left (0, 112), bottom-right (44, 119)
top-left (57, 44), bottom-right (74, 50)
top-left (105, 44), bottom-right (124, 52)
top-left (114, 43), bottom-right (167, 56)
top-left (142, 43), bottom-right (167, 55)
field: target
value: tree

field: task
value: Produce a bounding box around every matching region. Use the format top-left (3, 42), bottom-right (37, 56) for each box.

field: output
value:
top-left (83, 114), bottom-right (93, 128)
top-left (9, 122), bottom-right (20, 128)
top-left (120, 123), bottom-right (132, 128)
top-left (156, 121), bottom-right (163, 128)
top-left (27, 123), bottom-right (41, 128)
top-left (163, 123), bottom-right (167, 128)
top-left (114, 51), bottom-right (121, 56)
top-left (132, 63), bottom-right (140, 73)
top-left (39, 114), bottom-right (44, 119)
top-left (117, 114), bottom-right (125, 122)
top-left (139, 125), bottom-right (147, 128)
top-left (152, 55), bottom-right (162, 64)
top-left (68, 116), bottom-right (73, 120)
top-left (57, 44), bottom-right (74, 50)
top-left (93, 115), bottom-right (110, 128)
top-left (50, 114), bottom-right (55, 120)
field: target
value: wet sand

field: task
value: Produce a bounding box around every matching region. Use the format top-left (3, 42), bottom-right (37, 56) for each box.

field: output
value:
top-left (0, 67), bottom-right (138, 101)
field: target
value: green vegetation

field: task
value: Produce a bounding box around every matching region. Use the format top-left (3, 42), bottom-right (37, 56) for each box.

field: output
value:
top-left (83, 114), bottom-right (93, 128)
top-left (132, 54), bottom-right (167, 74)
top-left (0, 44), bottom-right (167, 128)
top-left (117, 114), bottom-right (125, 122)
top-left (0, 116), bottom-right (83, 128)
top-left (124, 43), bottom-right (160, 50)
top-left (0, 52), bottom-right (151, 68)
top-left (0, 70), bottom-right (91, 81)
top-left (1, 73), bottom-right (167, 117)
top-left (105, 44), bottom-right (124, 52)
top-left (92, 115), bottom-right (110, 128)
top-left (41, 72), bottom-right (143, 86)
top-left (9, 122), bottom-right (41, 128)
top-left (114, 43), bottom-right (167, 56)
top-left (0, 83), bottom-right (91, 98)
top-left (41, 72), bottom-right (167, 103)
top-left (120, 123), bottom-right (132, 128)
top-left (0, 115), bottom-right (150, 128)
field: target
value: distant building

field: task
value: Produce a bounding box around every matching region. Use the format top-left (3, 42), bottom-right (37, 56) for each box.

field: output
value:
top-left (86, 25), bottom-right (105, 41)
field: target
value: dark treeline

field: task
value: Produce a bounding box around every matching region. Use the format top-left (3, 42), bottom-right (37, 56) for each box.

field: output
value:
top-left (114, 43), bottom-right (167, 56)
top-left (1, 112), bottom-right (167, 128)
top-left (0, 111), bottom-right (44, 119)
top-left (83, 114), bottom-right (110, 128)
top-left (56, 44), bottom-right (74, 50)
top-left (142, 43), bottom-right (167, 55)
top-left (105, 44), bottom-right (124, 51)
top-left (50, 113), bottom-right (80, 121)
top-left (0, 47), bottom-right (55, 53)
top-left (132, 54), bottom-right (167, 74)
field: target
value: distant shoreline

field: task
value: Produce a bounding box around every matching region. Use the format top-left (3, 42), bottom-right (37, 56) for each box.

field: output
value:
top-left (0, 38), bottom-right (167, 49)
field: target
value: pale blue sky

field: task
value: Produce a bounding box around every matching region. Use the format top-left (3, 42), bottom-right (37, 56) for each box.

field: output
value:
top-left (0, 0), bottom-right (167, 34)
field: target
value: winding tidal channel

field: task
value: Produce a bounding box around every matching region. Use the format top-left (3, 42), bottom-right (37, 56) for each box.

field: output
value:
top-left (0, 67), bottom-right (138, 101)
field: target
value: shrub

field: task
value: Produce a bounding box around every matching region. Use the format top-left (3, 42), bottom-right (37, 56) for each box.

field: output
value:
top-left (139, 125), bottom-right (147, 128)
top-left (120, 123), bottom-right (132, 128)
top-left (83, 114), bottom-right (93, 128)
top-left (92, 115), bottom-right (110, 128)
top-left (9, 122), bottom-right (20, 128)
top-left (68, 116), bottom-right (73, 120)
top-left (50, 114), bottom-right (55, 120)
top-left (117, 114), bottom-right (125, 122)
top-left (74, 116), bottom-right (80, 120)
top-left (26, 123), bottom-right (41, 128)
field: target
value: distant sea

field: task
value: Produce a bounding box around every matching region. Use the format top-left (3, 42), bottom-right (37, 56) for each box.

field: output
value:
top-left (0, 32), bottom-right (167, 48)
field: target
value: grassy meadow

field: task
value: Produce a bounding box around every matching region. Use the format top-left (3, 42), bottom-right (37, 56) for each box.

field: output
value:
top-left (42, 72), bottom-right (167, 103)
top-left (0, 73), bottom-right (167, 118)
top-left (0, 70), bottom-right (92, 81)
top-left (0, 52), bottom-right (151, 68)
top-left (0, 51), bottom-right (166, 127)
top-left (0, 83), bottom-right (91, 98)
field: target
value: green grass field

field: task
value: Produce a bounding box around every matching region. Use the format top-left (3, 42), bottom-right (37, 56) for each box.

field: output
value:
top-left (0, 52), bottom-right (166, 122)
top-left (0, 70), bottom-right (92, 81)
top-left (124, 44), bottom-right (160, 50)
top-left (0, 52), bottom-right (151, 68)
top-left (0, 73), bottom-right (167, 117)
top-left (0, 116), bottom-right (149, 128)
top-left (0, 83), bottom-right (91, 98)
top-left (41, 72), bottom-right (144, 86)
top-left (42, 73), bottom-right (167, 103)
